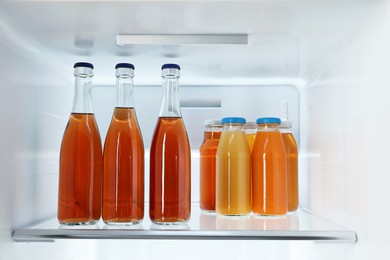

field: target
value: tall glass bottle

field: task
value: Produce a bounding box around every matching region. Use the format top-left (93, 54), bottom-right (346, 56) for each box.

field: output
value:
top-left (102, 63), bottom-right (144, 225)
top-left (149, 64), bottom-right (191, 224)
top-left (58, 62), bottom-right (103, 225)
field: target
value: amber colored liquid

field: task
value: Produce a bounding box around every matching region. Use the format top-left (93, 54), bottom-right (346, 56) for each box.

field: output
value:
top-left (149, 117), bottom-right (191, 223)
top-left (58, 113), bottom-right (103, 225)
top-left (252, 131), bottom-right (287, 215)
top-left (216, 131), bottom-right (251, 215)
top-left (199, 131), bottom-right (221, 211)
top-left (282, 133), bottom-right (299, 211)
top-left (246, 133), bottom-right (256, 153)
top-left (102, 108), bottom-right (144, 224)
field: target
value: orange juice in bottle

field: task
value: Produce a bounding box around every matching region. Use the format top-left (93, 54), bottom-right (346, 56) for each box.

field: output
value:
top-left (199, 119), bottom-right (222, 212)
top-left (252, 117), bottom-right (287, 215)
top-left (280, 120), bottom-right (299, 211)
top-left (216, 117), bottom-right (251, 216)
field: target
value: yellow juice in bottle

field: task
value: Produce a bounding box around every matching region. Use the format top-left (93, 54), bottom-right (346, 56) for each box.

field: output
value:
top-left (246, 134), bottom-right (256, 152)
top-left (216, 117), bottom-right (251, 216)
top-left (245, 121), bottom-right (257, 152)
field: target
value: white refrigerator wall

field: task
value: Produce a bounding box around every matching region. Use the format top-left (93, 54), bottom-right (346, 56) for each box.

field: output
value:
top-left (1, 0), bottom-right (390, 259)
top-left (299, 3), bottom-right (390, 258)
top-left (0, 32), bottom-right (78, 259)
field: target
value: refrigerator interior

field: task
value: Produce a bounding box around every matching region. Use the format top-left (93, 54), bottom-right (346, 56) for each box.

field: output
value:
top-left (1, 0), bottom-right (390, 259)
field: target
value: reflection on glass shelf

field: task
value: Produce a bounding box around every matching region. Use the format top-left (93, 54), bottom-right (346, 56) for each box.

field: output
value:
top-left (103, 223), bottom-right (143, 230)
top-left (216, 215), bottom-right (251, 231)
top-left (199, 212), bottom-right (298, 231)
top-left (151, 223), bottom-right (190, 231)
top-left (12, 204), bottom-right (357, 242)
top-left (59, 223), bottom-right (100, 230)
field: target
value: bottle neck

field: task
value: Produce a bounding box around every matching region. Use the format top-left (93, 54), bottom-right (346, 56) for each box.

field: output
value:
top-left (223, 123), bottom-right (244, 132)
top-left (205, 125), bottom-right (223, 133)
top-left (245, 124), bottom-right (257, 134)
top-left (159, 76), bottom-right (181, 117)
top-left (204, 125), bottom-right (223, 139)
top-left (258, 123), bottom-right (280, 132)
top-left (279, 126), bottom-right (292, 134)
top-left (116, 75), bottom-right (135, 108)
top-left (72, 74), bottom-right (93, 114)
top-left (280, 121), bottom-right (292, 134)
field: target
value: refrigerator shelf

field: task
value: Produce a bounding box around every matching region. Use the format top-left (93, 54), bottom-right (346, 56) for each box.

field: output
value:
top-left (13, 205), bottom-right (357, 243)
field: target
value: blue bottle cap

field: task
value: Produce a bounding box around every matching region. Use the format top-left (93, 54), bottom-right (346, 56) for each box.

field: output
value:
top-left (162, 63), bottom-right (181, 70)
top-left (74, 62), bottom-right (94, 69)
top-left (115, 63), bottom-right (135, 70)
top-left (221, 117), bottom-right (246, 124)
top-left (256, 117), bottom-right (281, 124)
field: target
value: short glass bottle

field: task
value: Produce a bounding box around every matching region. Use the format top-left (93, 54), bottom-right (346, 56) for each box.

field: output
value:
top-left (280, 120), bottom-right (299, 212)
top-left (199, 119), bottom-right (223, 212)
top-left (58, 62), bottom-right (103, 225)
top-left (252, 117), bottom-right (287, 216)
top-left (102, 63), bottom-right (144, 225)
top-left (216, 117), bottom-right (251, 216)
top-left (244, 121), bottom-right (257, 153)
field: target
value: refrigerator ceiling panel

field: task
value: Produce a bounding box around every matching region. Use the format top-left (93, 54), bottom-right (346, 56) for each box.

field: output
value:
top-left (116, 34), bottom-right (249, 45)
top-left (0, 0), bottom-right (384, 85)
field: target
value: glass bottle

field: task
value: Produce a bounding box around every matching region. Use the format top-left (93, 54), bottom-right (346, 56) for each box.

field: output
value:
top-left (216, 117), bottom-right (251, 216)
top-left (102, 63), bottom-right (144, 225)
top-left (58, 62), bottom-right (103, 225)
top-left (149, 64), bottom-right (191, 224)
top-left (252, 117), bottom-right (287, 215)
top-left (199, 119), bottom-right (223, 212)
top-left (244, 121), bottom-right (257, 153)
top-left (280, 120), bottom-right (299, 212)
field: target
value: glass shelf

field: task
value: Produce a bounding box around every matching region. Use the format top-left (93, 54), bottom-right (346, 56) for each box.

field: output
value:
top-left (13, 204), bottom-right (357, 242)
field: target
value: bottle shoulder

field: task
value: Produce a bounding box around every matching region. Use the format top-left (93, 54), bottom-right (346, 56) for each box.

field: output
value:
top-left (253, 132), bottom-right (286, 155)
top-left (152, 117), bottom-right (189, 141)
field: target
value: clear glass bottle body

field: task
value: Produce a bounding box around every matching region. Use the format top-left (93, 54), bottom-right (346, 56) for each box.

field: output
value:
top-left (252, 118), bottom-right (287, 215)
top-left (149, 64), bottom-right (191, 224)
top-left (199, 120), bottom-right (222, 212)
top-left (216, 118), bottom-right (251, 216)
top-left (58, 63), bottom-right (103, 225)
top-left (102, 64), bottom-right (144, 225)
top-left (280, 121), bottom-right (299, 212)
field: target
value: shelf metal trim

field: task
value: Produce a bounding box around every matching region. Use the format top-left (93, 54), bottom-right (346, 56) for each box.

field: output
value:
top-left (13, 229), bottom-right (357, 243)
top-left (116, 34), bottom-right (249, 46)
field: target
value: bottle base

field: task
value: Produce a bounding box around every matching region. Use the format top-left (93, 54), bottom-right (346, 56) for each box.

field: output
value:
top-left (59, 219), bottom-right (98, 226)
top-left (151, 221), bottom-right (190, 230)
top-left (252, 212), bottom-right (287, 217)
top-left (216, 213), bottom-right (250, 218)
top-left (104, 219), bottom-right (143, 226)
top-left (288, 207), bottom-right (299, 213)
top-left (151, 218), bottom-right (189, 226)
